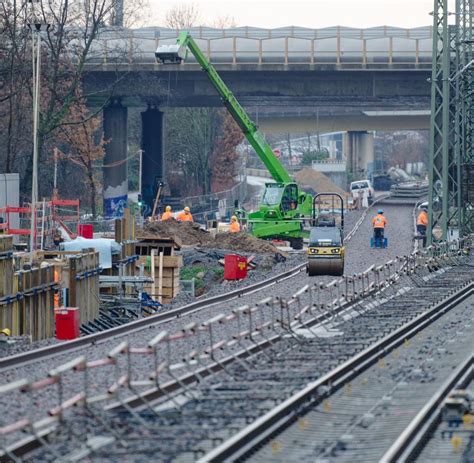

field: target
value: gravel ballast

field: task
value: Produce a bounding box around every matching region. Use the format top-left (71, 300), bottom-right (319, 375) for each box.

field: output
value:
top-left (0, 204), bottom-right (417, 449)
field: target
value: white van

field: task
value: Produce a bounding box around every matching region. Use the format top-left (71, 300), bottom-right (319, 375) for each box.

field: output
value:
top-left (350, 180), bottom-right (375, 204)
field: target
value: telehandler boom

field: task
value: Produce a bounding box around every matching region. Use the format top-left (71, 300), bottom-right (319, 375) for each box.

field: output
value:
top-left (156, 32), bottom-right (314, 248)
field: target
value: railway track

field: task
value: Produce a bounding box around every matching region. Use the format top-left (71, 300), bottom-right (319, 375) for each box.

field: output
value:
top-left (382, 353), bottom-right (474, 462)
top-left (3, 237), bottom-right (470, 462)
top-left (206, 265), bottom-right (474, 462)
top-left (0, 198), bottom-right (385, 372)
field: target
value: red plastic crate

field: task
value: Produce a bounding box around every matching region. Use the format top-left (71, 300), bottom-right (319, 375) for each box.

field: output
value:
top-left (224, 254), bottom-right (248, 280)
top-left (55, 307), bottom-right (80, 340)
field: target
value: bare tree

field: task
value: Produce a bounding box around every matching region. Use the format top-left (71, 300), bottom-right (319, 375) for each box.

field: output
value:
top-left (165, 3), bottom-right (201, 29)
top-left (165, 107), bottom-right (222, 195)
top-left (56, 97), bottom-right (106, 217)
top-left (212, 15), bottom-right (237, 28)
top-left (0, 1), bottom-right (31, 173)
top-left (0, 0), bottom-right (138, 201)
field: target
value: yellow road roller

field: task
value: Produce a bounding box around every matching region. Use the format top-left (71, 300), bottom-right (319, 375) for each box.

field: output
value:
top-left (307, 193), bottom-right (345, 276)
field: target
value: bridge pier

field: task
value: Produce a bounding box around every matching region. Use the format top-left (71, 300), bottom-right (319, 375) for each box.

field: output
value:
top-left (344, 131), bottom-right (375, 179)
top-left (103, 100), bottom-right (128, 218)
top-left (141, 107), bottom-right (165, 215)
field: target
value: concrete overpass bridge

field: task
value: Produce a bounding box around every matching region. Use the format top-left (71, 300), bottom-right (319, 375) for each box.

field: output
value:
top-left (87, 26), bottom-right (433, 215)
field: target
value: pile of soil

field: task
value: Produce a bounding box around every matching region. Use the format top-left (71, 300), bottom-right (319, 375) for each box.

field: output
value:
top-left (213, 232), bottom-right (283, 255)
top-left (294, 168), bottom-right (347, 196)
top-left (144, 220), bottom-right (285, 256)
top-left (145, 220), bottom-right (212, 246)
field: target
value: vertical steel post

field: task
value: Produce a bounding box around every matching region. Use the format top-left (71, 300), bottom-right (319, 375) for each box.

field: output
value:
top-left (429, 0), bottom-right (474, 242)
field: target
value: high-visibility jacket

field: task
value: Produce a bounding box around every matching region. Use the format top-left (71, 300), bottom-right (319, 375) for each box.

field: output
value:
top-left (177, 212), bottom-right (193, 222)
top-left (372, 214), bottom-right (387, 229)
top-left (417, 210), bottom-right (428, 226)
top-left (161, 211), bottom-right (173, 221)
top-left (229, 221), bottom-right (240, 233)
top-left (54, 269), bottom-right (60, 308)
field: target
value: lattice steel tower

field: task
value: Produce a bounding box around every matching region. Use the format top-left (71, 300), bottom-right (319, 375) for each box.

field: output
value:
top-left (428, 0), bottom-right (474, 242)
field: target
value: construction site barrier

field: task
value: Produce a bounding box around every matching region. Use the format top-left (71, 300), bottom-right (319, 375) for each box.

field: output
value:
top-left (0, 237), bottom-right (100, 340)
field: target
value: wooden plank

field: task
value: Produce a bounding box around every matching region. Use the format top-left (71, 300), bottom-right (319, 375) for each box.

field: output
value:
top-left (69, 257), bottom-right (77, 309)
top-left (160, 255), bottom-right (183, 269)
top-left (11, 273), bottom-right (19, 336)
top-left (115, 218), bottom-right (123, 244)
top-left (136, 234), bottom-right (182, 249)
top-left (161, 267), bottom-right (180, 278)
top-left (31, 268), bottom-right (39, 341)
top-left (158, 251), bottom-right (163, 304)
top-left (123, 208), bottom-right (131, 240)
top-left (160, 286), bottom-right (180, 298)
top-left (161, 276), bottom-right (180, 287)
top-left (151, 250), bottom-right (156, 301)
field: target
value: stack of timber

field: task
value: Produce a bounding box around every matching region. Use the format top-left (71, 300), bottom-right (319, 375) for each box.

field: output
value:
top-left (136, 234), bottom-right (182, 304)
top-left (66, 249), bottom-right (100, 326)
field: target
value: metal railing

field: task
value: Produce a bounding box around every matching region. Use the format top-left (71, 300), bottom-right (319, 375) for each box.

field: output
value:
top-left (87, 26), bottom-right (434, 67)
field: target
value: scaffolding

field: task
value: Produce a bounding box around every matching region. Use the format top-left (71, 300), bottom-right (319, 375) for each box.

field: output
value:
top-left (0, 199), bottom-right (80, 250)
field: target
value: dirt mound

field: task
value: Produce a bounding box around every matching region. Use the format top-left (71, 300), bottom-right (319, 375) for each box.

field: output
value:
top-left (144, 220), bottom-right (284, 256)
top-left (294, 168), bottom-right (347, 196)
top-left (212, 232), bottom-right (283, 255)
top-left (145, 220), bottom-right (212, 246)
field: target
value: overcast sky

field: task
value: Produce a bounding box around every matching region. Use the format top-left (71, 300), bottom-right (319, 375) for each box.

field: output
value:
top-left (144, 0), bottom-right (448, 29)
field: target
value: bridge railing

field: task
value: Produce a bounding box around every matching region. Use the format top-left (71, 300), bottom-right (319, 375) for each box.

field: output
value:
top-left (90, 26), bottom-right (433, 67)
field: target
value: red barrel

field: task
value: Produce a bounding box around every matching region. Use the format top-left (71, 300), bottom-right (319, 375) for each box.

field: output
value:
top-left (78, 224), bottom-right (94, 239)
top-left (224, 254), bottom-right (248, 280)
top-left (55, 307), bottom-right (80, 340)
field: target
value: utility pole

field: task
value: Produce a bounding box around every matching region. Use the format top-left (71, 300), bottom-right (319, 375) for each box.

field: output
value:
top-left (27, 0), bottom-right (49, 260)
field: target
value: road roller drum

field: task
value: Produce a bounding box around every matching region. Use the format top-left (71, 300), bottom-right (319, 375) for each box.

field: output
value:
top-left (308, 256), bottom-right (344, 276)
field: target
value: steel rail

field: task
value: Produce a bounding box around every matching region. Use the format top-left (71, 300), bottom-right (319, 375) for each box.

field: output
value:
top-left (0, 242), bottom-right (411, 461)
top-left (381, 353), bottom-right (474, 463)
top-left (0, 199), bottom-right (386, 371)
top-left (0, 263), bottom-right (392, 462)
top-left (200, 281), bottom-right (474, 462)
top-left (0, 263), bottom-right (304, 371)
top-left (107, 267), bottom-right (391, 411)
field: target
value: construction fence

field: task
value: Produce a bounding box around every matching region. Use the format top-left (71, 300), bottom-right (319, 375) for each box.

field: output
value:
top-left (182, 179), bottom-right (248, 223)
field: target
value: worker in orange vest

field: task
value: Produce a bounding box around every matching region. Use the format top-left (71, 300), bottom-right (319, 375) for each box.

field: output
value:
top-left (417, 205), bottom-right (428, 247)
top-left (372, 209), bottom-right (387, 242)
top-left (229, 215), bottom-right (241, 233)
top-left (177, 206), bottom-right (193, 222)
top-left (161, 205), bottom-right (173, 221)
top-left (54, 268), bottom-right (60, 308)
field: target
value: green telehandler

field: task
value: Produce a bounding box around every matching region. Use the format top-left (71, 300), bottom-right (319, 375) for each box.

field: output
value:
top-left (155, 32), bottom-right (314, 249)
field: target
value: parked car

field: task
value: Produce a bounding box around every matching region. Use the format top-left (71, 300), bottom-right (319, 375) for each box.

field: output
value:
top-left (350, 180), bottom-right (375, 204)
